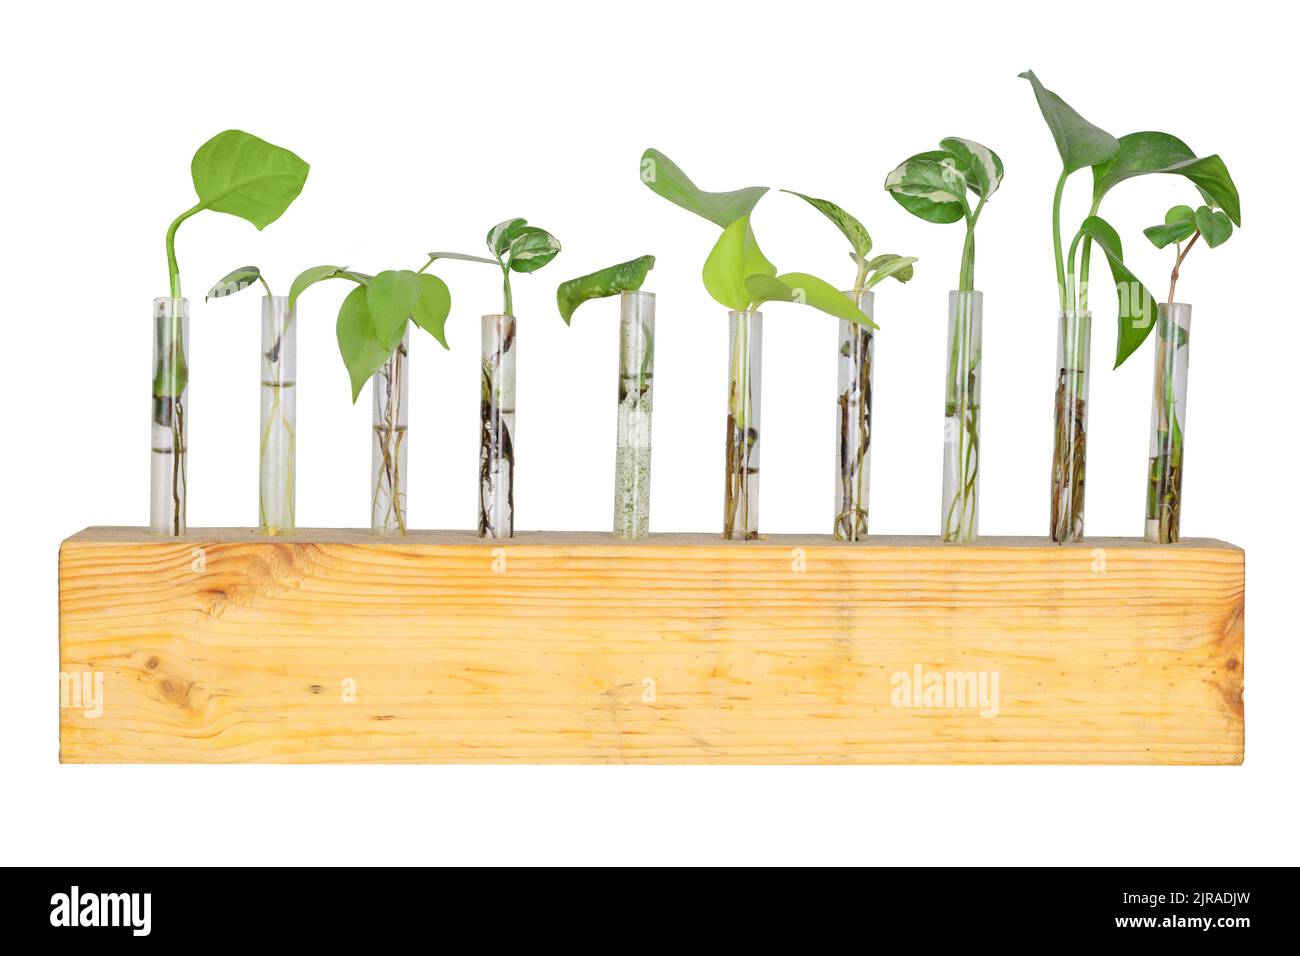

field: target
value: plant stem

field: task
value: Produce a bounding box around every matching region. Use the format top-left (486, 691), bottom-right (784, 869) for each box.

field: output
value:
top-left (164, 203), bottom-right (202, 299)
top-left (1167, 231), bottom-right (1200, 305)
top-left (1051, 170), bottom-right (1068, 312)
top-left (502, 267), bottom-right (513, 317)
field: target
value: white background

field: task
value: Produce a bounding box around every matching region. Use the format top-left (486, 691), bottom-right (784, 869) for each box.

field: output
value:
top-left (3, 0), bottom-right (1294, 865)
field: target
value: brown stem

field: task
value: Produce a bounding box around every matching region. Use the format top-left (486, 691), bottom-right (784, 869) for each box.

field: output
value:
top-left (1167, 230), bottom-right (1200, 306)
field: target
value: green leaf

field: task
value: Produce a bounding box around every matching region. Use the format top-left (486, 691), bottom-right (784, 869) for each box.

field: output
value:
top-left (411, 273), bottom-right (452, 347)
top-left (288, 265), bottom-right (363, 311)
top-left (1079, 216), bottom-right (1158, 368)
top-left (1195, 205), bottom-right (1233, 247)
top-left (1165, 155), bottom-right (1241, 225)
top-left (781, 190), bottom-right (872, 259)
top-left (862, 254), bottom-right (918, 289)
top-left (1166, 205), bottom-right (1196, 225)
top-left (744, 272), bottom-right (877, 328)
top-left (336, 286), bottom-right (392, 403)
top-left (1143, 221), bottom-right (1195, 249)
top-left (640, 148), bottom-right (768, 228)
top-left (1089, 132), bottom-right (1240, 225)
top-left (884, 151), bottom-right (968, 223)
top-left (557, 255), bottom-right (656, 325)
top-left (206, 265), bottom-right (261, 301)
top-left (506, 225), bottom-right (561, 273)
top-left (1018, 70), bottom-right (1119, 174)
top-left (190, 129), bottom-right (310, 230)
top-left (366, 270), bottom-right (421, 351)
top-left (426, 251), bottom-right (498, 266)
top-left (939, 137), bottom-right (1004, 199)
top-left (702, 215), bottom-right (776, 312)
top-left (486, 218), bottom-right (528, 259)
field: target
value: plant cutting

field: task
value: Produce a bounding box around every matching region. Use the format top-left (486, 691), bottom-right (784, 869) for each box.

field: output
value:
top-left (1136, 203), bottom-right (1236, 542)
top-left (640, 148), bottom-right (875, 540)
top-left (206, 266), bottom-right (298, 534)
top-left (557, 255), bottom-right (657, 539)
top-left (783, 189), bottom-right (916, 540)
top-left (886, 137), bottom-right (1003, 543)
top-left (1018, 70), bottom-right (1240, 543)
top-left (290, 256), bottom-right (454, 535)
top-left (475, 219), bottom-right (561, 538)
top-left (154, 130), bottom-right (308, 536)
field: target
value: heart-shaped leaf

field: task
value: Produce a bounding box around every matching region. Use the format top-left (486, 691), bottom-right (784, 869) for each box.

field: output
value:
top-left (1019, 71), bottom-right (1120, 174)
top-left (366, 270), bottom-right (422, 351)
top-left (557, 255), bottom-right (656, 325)
top-left (411, 273), bottom-right (452, 347)
top-left (782, 190), bottom-right (872, 260)
top-left (336, 286), bottom-right (392, 403)
top-left (190, 130), bottom-right (310, 230)
top-left (506, 226), bottom-right (561, 273)
top-left (640, 148), bottom-right (768, 228)
top-left (745, 272), bottom-right (878, 328)
top-left (486, 218), bottom-right (528, 259)
top-left (885, 151), bottom-right (968, 224)
top-left (1194, 205), bottom-right (1233, 247)
top-left (862, 254), bottom-right (918, 289)
top-left (702, 215), bottom-right (776, 312)
top-left (1079, 216), bottom-right (1158, 368)
top-left (206, 265), bottom-right (262, 301)
top-left (939, 137), bottom-right (1004, 199)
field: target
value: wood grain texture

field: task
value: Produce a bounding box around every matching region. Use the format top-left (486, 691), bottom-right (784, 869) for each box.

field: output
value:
top-left (58, 528), bottom-right (1244, 764)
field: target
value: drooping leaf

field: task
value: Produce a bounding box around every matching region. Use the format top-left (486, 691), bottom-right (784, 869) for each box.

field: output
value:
top-left (557, 255), bottom-right (656, 325)
top-left (1164, 154), bottom-right (1241, 225)
top-left (1195, 205), bottom-right (1233, 247)
top-left (190, 130), bottom-right (310, 230)
top-left (1090, 132), bottom-right (1241, 225)
top-left (506, 225), bottom-right (561, 273)
top-left (486, 218), bottom-right (529, 259)
top-left (939, 137), bottom-right (1004, 199)
top-left (885, 151), bottom-right (969, 224)
top-left (288, 265), bottom-right (367, 311)
top-left (744, 272), bottom-right (877, 328)
top-left (426, 251), bottom-right (498, 266)
top-left (781, 190), bottom-right (872, 259)
top-left (702, 215), bottom-right (776, 312)
top-left (1018, 70), bottom-right (1119, 174)
top-left (206, 265), bottom-right (262, 301)
top-left (411, 273), bottom-right (452, 347)
top-left (640, 148), bottom-right (768, 228)
top-left (366, 270), bottom-right (422, 350)
top-left (862, 254), bottom-right (918, 289)
top-left (336, 286), bottom-right (392, 403)
top-left (1078, 216), bottom-right (1158, 368)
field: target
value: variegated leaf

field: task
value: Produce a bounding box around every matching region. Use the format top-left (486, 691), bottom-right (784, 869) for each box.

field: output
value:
top-left (884, 151), bottom-right (968, 224)
top-left (206, 265), bottom-right (262, 301)
top-left (862, 254), bottom-right (918, 288)
top-left (782, 190), bottom-right (871, 259)
top-left (939, 137), bottom-right (1004, 199)
top-left (506, 226), bottom-right (561, 274)
top-left (486, 218), bottom-right (528, 259)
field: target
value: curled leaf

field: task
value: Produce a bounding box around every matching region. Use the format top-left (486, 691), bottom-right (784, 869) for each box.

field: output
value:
top-left (702, 215), bottom-right (775, 312)
top-left (939, 137), bottom-right (1004, 199)
top-left (289, 265), bottom-right (367, 311)
top-left (1018, 70), bottom-right (1119, 174)
top-left (507, 226), bottom-right (561, 273)
top-left (862, 254), bottom-right (918, 289)
top-left (557, 255), bottom-right (656, 325)
top-left (640, 148), bottom-right (768, 228)
top-left (206, 265), bottom-right (262, 302)
top-left (1078, 216), bottom-right (1157, 368)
